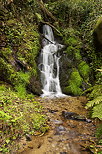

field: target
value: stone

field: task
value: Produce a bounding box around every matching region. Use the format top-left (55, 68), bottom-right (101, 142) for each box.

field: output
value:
top-left (25, 134), bottom-right (32, 141)
top-left (62, 111), bottom-right (91, 123)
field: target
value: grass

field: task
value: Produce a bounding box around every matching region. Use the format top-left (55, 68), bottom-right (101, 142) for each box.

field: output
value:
top-left (0, 84), bottom-right (48, 153)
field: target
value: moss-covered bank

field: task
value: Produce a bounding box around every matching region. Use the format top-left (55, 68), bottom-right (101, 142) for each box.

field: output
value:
top-left (0, 0), bottom-right (42, 95)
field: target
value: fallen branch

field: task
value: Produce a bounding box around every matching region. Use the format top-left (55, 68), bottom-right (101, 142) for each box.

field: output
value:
top-left (38, 0), bottom-right (57, 22)
top-left (41, 34), bottom-right (56, 44)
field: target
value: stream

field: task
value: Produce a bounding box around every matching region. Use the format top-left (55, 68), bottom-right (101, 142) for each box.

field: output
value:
top-left (18, 96), bottom-right (96, 154)
top-left (17, 25), bottom-right (96, 154)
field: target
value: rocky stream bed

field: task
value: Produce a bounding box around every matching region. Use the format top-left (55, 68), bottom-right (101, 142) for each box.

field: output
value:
top-left (18, 96), bottom-right (97, 154)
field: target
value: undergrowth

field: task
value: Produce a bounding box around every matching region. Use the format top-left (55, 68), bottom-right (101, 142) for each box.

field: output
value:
top-left (86, 84), bottom-right (102, 120)
top-left (0, 84), bottom-right (48, 153)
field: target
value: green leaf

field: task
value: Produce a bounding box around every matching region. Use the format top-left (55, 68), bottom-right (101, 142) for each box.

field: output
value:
top-left (35, 13), bottom-right (42, 20)
top-left (92, 103), bottom-right (102, 120)
top-left (86, 96), bottom-right (102, 108)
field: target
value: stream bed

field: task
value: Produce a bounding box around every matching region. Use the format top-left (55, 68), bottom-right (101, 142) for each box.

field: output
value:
top-left (18, 96), bottom-right (97, 154)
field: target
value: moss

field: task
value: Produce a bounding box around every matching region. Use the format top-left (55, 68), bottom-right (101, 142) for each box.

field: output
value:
top-left (94, 16), bottom-right (102, 51)
top-left (0, 57), bottom-right (17, 83)
top-left (65, 37), bottom-right (78, 46)
top-left (0, 48), bottom-right (12, 59)
top-left (64, 69), bottom-right (83, 95)
top-left (69, 69), bottom-right (83, 87)
top-left (74, 49), bottom-right (82, 61)
top-left (78, 61), bottom-right (90, 80)
top-left (65, 46), bottom-right (74, 56)
top-left (64, 83), bottom-right (82, 96)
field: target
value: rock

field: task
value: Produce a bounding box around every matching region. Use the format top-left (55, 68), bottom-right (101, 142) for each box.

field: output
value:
top-left (60, 152), bottom-right (68, 154)
top-left (52, 120), bottom-right (63, 125)
top-left (28, 75), bottom-right (42, 95)
top-left (48, 109), bottom-right (58, 113)
top-left (54, 125), bottom-right (66, 135)
top-left (86, 118), bottom-right (92, 123)
top-left (62, 111), bottom-right (91, 123)
top-left (94, 17), bottom-right (102, 45)
top-left (25, 134), bottom-right (32, 141)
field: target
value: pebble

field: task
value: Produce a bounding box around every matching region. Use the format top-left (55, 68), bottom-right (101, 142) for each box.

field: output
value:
top-left (52, 119), bottom-right (63, 125)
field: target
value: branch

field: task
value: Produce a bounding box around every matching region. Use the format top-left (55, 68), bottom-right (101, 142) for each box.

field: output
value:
top-left (38, 0), bottom-right (57, 22)
top-left (41, 34), bottom-right (56, 45)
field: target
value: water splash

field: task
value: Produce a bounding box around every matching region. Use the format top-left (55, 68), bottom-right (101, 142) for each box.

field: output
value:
top-left (40, 25), bottom-right (65, 98)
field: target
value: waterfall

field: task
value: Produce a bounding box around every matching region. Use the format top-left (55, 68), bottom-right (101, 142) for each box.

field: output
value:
top-left (39, 25), bottom-right (65, 97)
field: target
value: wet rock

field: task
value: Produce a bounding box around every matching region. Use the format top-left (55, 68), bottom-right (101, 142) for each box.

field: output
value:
top-left (28, 146), bottom-right (33, 149)
top-left (54, 125), bottom-right (66, 135)
top-left (25, 134), bottom-right (32, 141)
top-left (62, 111), bottom-right (91, 123)
top-left (48, 109), bottom-right (58, 113)
top-left (52, 120), bottom-right (63, 125)
top-left (86, 118), bottom-right (92, 123)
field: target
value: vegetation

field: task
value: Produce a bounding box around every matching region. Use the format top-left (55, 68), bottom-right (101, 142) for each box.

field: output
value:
top-left (64, 68), bottom-right (83, 95)
top-left (0, 0), bottom-right (102, 153)
top-left (0, 84), bottom-right (48, 153)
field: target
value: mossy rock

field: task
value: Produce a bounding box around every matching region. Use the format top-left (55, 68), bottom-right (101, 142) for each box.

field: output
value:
top-left (78, 61), bottom-right (90, 80)
top-left (68, 69), bottom-right (83, 87)
top-left (65, 46), bottom-right (74, 56)
top-left (65, 37), bottom-right (78, 46)
top-left (63, 69), bottom-right (83, 95)
top-left (74, 49), bottom-right (82, 61)
top-left (94, 16), bottom-right (102, 45)
top-left (0, 57), bottom-right (17, 83)
top-left (64, 84), bottom-right (82, 96)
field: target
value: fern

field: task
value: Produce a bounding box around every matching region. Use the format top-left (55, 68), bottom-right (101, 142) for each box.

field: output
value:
top-left (86, 96), bottom-right (102, 108)
top-left (89, 85), bottom-right (102, 99)
top-left (85, 84), bottom-right (102, 121)
top-left (92, 103), bottom-right (102, 120)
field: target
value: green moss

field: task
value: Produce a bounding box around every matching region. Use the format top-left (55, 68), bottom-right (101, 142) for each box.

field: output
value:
top-left (95, 17), bottom-right (102, 30)
top-left (1, 48), bottom-right (12, 59)
top-left (64, 83), bottom-right (82, 96)
top-left (94, 16), bottom-right (102, 45)
top-left (69, 69), bottom-right (83, 87)
top-left (64, 69), bottom-right (83, 95)
top-left (78, 61), bottom-right (90, 80)
top-left (0, 57), bottom-right (17, 83)
top-left (65, 46), bottom-right (74, 56)
top-left (65, 37), bottom-right (78, 46)
top-left (74, 49), bottom-right (82, 61)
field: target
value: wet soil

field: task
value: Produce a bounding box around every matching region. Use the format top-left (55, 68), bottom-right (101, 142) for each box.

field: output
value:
top-left (18, 96), bottom-right (97, 154)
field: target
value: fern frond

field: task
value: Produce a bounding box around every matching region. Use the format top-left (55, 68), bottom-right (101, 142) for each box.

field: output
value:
top-left (86, 96), bottom-right (102, 108)
top-left (92, 103), bottom-right (102, 120)
top-left (89, 85), bottom-right (102, 99)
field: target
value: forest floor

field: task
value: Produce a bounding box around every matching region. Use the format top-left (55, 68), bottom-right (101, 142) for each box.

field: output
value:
top-left (17, 96), bottom-right (98, 154)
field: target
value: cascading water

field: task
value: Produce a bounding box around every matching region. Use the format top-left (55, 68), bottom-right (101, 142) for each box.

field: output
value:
top-left (39, 25), bottom-right (65, 97)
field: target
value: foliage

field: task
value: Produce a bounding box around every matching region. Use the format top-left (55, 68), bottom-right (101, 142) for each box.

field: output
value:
top-left (64, 83), bottom-right (82, 96)
top-left (78, 61), bottom-right (90, 80)
top-left (86, 85), bottom-right (102, 120)
top-left (96, 124), bottom-right (102, 139)
top-left (69, 69), bottom-right (83, 87)
top-left (47, 0), bottom-right (102, 27)
top-left (92, 103), bottom-right (102, 120)
top-left (0, 84), bottom-right (48, 153)
top-left (64, 69), bottom-right (83, 95)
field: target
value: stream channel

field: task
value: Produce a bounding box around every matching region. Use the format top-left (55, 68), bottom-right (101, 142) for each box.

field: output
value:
top-left (18, 25), bottom-right (97, 154)
top-left (18, 96), bottom-right (97, 154)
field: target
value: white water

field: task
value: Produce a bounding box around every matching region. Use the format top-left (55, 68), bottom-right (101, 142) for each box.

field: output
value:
top-left (40, 25), bottom-right (65, 98)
